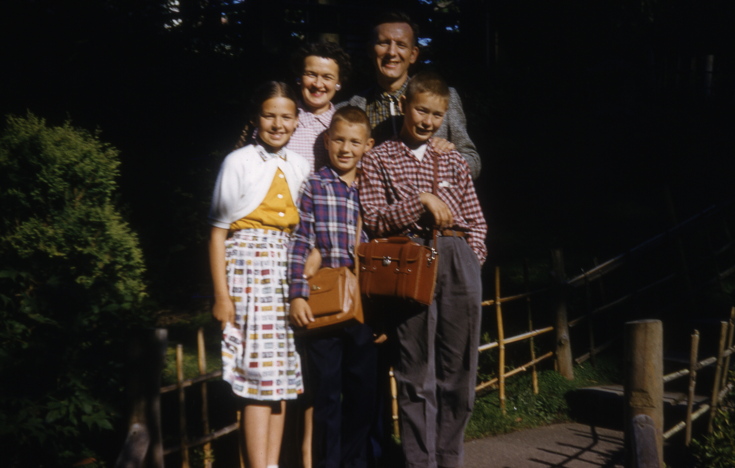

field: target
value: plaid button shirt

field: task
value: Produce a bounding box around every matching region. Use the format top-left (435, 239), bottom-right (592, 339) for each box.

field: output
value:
top-left (364, 80), bottom-right (409, 144)
top-left (286, 102), bottom-right (335, 171)
top-left (288, 165), bottom-right (367, 300)
top-left (360, 137), bottom-right (487, 264)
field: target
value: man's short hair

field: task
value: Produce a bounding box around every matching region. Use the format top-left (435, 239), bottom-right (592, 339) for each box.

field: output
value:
top-left (405, 71), bottom-right (450, 103)
top-left (291, 41), bottom-right (352, 84)
top-left (371, 10), bottom-right (420, 47)
top-left (330, 106), bottom-right (372, 138)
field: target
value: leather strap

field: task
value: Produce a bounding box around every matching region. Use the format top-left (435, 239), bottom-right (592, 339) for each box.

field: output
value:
top-left (439, 229), bottom-right (466, 238)
top-left (354, 214), bottom-right (362, 281)
top-left (431, 151), bottom-right (439, 248)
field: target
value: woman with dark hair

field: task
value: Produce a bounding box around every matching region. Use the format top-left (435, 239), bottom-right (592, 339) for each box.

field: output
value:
top-left (287, 41), bottom-right (352, 171)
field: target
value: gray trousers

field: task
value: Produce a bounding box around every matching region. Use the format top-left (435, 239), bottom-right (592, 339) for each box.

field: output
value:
top-left (394, 237), bottom-right (482, 468)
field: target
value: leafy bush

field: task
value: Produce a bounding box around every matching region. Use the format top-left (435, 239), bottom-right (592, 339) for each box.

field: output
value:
top-left (0, 113), bottom-right (150, 466)
top-left (691, 378), bottom-right (735, 468)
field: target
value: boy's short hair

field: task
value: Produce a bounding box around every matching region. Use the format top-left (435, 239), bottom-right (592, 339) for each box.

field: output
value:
top-left (405, 71), bottom-right (450, 104)
top-left (330, 106), bottom-right (372, 138)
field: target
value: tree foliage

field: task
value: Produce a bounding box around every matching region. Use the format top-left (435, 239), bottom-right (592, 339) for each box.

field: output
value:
top-left (0, 113), bottom-right (150, 466)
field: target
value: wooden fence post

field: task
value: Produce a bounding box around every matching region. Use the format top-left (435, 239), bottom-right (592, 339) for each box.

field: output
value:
top-left (523, 259), bottom-right (539, 394)
top-left (197, 328), bottom-right (213, 468)
top-left (116, 328), bottom-right (167, 468)
top-left (494, 266), bottom-right (507, 413)
top-left (707, 321), bottom-right (729, 433)
top-left (625, 320), bottom-right (663, 468)
top-left (685, 330), bottom-right (700, 446)
top-left (177, 344), bottom-right (191, 468)
top-left (551, 249), bottom-right (574, 379)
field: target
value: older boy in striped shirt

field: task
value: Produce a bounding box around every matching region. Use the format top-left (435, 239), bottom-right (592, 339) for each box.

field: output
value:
top-left (359, 71), bottom-right (487, 468)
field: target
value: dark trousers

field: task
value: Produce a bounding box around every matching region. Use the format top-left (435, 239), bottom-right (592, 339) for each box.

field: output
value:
top-left (308, 322), bottom-right (378, 468)
top-left (394, 237), bottom-right (482, 468)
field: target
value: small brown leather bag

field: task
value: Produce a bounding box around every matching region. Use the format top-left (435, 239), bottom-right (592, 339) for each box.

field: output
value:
top-left (356, 153), bottom-right (441, 306)
top-left (301, 266), bottom-right (363, 331)
top-left (298, 217), bottom-right (364, 333)
top-left (357, 236), bottom-right (438, 305)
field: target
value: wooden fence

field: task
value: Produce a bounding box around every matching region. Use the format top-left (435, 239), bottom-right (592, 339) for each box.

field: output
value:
top-left (624, 314), bottom-right (735, 467)
top-left (475, 202), bottom-right (735, 415)
top-left (116, 201), bottom-right (735, 466)
top-left (660, 308), bottom-right (735, 445)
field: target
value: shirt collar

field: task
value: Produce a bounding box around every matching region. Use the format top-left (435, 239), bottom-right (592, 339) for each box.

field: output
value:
top-left (374, 79), bottom-right (409, 103)
top-left (254, 142), bottom-right (288, 161)
top-left (297, 101), bottom-right (335, 126)
top-left (319, 165), bottom-right (359, 188)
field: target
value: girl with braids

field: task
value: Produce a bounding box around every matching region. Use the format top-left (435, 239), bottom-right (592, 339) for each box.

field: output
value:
top-left (208, 81), bottom-right (310, 468)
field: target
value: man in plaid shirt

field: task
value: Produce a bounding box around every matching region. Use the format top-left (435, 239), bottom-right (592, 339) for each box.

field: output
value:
top-left (288, 106), bottom-right (378, 468)
top-left (360, 71), bottom-right (487, 468)
top-left (341, 10), bottom-right (481, 179)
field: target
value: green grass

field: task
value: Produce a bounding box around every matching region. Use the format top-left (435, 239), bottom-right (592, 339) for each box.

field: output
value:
top-left (466, 355), bottom-right (622, 440)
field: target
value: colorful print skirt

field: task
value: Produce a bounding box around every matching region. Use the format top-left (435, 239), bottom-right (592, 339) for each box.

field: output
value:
top-left (221, 228), bottom-right (304, 400)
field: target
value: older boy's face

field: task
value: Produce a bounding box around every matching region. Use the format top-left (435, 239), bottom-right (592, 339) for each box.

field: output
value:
top-left (399, 92), bottom-right (448, 147)
top-left (323, 120), bottom-right (374, 177)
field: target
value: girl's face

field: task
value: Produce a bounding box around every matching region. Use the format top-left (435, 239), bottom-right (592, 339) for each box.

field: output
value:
top-left (256, 96), bottom-right (298, 151)
top-left (300, 55), bottom-right (340, 115)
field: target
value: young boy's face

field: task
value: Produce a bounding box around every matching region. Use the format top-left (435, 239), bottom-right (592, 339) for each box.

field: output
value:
top-left (399, 91), bottom-right (448, 147)
top-left (324, 120), bottom-right (375, 177)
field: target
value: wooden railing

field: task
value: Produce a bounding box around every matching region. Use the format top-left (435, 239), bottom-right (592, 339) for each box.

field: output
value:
top-left (624, 313), bottom-right (735, 467)
top-left (475, 201), bottom-right (735, 417)
top-left (661, 309), bottom-right (735, 444)
top-left (117, 202), bottom-right (735, 465)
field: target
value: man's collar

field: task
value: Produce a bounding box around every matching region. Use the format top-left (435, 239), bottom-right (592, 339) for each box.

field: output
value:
top-left (374, 79), bottom-right (409, 101)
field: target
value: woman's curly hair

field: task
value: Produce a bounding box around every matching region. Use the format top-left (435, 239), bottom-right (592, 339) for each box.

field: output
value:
top-left (291, 41), bottom-right (352, 85)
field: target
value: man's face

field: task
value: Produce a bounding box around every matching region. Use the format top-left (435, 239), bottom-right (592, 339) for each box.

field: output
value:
top-left (400, 92), bottom-right (448, 147)
top-left (371, 22), bottom-right (419, 89)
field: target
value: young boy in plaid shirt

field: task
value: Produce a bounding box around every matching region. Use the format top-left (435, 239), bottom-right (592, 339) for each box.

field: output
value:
top-left (359, 71), bottom-right (487, 468)
top-left (288, 106), bottom-right (378, 468)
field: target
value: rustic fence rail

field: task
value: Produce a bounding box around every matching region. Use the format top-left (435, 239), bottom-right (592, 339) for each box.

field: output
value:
top-left (117, 201), bottom-right (735, 466)
top-left (476, 201), bottom-right (735, 419)
top-left (624, 312), bottom-right (735, 467)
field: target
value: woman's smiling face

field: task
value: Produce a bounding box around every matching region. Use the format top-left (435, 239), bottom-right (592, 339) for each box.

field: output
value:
top-left (299, 55), bottom-right (340, 115)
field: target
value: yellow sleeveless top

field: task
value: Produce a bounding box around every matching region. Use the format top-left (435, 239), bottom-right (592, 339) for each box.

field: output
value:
top-left (230, 169), bottom-right (299, 232)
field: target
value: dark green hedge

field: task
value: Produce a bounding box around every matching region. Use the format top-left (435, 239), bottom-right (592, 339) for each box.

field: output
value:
top-left (0, 113), bottom-right (150, 467)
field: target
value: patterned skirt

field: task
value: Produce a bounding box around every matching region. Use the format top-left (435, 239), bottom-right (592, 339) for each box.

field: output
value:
top-left (221, 228), bottom-right (304, 400)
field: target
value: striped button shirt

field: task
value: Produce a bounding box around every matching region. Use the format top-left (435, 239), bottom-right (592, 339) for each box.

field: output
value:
top-left (359, 137), bottom-right (488, 264)
top-left (288, 165), bottom-right (367, 300)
